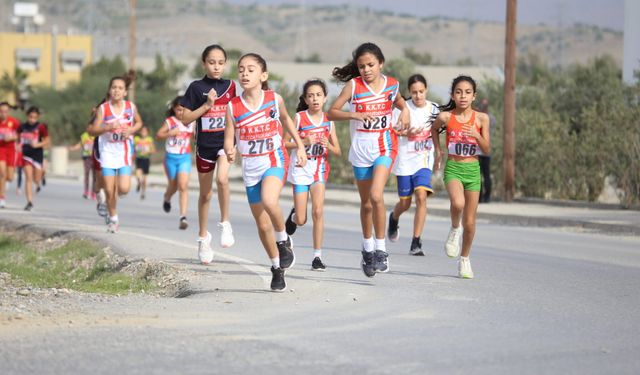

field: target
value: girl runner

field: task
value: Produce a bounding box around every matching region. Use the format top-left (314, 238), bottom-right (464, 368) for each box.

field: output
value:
top-left (224, 53), bottom-right (307, 291)
top-left (134, 126), bottom-right (155, 200)
top-left (284, 79), bottom-right (341, 271)
top-left (180, 45), bottom-right (237, 261)
top-left (156, 96), bottom-right (194, 230)
top-left (432, 75), bottom-right (490, 279)
top-left (328, 42), bottom-right (409, 278)
top-left (0, 101), bottom-right (20, 208)
top-left (387, 74), bottom-right (440, 256)
top-left (18, 106), bottom-right (50, 211)
top-left (68, 130), bottom-right (96, 199)
top-left (88, 74), bottom-right (143, 233)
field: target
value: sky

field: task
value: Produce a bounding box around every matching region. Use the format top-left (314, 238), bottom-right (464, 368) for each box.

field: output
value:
top-left (233, 0), bottom-right (624, 31)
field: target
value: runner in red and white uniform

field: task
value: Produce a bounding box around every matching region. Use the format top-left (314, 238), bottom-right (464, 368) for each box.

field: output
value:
top-left (87, 74), bottom-right (143, 233)
top-left (224, 53), bottom-right (307, 291)
top-left (156, 96), bottom-right (194, 230)
top-left (0, 102), bottom-right (20, 208)
top-left (18, 106), bottom-right (50, 211)
top-left (432, 75), bottom-right (491, 279)
top-left (284, 79), bottom-right (341, 271)
top-left (328, 42), bottom-right (409, 278)
top-left (387, 74), bottom-right (440, 256)
top-left (180, 45), bottom-right (237, 263)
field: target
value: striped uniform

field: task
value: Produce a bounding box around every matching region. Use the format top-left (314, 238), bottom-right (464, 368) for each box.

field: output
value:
top-left (348, 75), bottom-right (399, 167)
top-left (287, 111), bottom-right (332, 186)
top-left (164, 116), bottom-right (194, 155)
top-left (98, 100), bottom-right (136, 169)
top-left (229, 90), bottom-right (289, 187)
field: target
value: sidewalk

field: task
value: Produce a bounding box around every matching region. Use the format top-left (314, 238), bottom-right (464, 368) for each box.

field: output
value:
top-left (62, 160), bottom-right (640, 236)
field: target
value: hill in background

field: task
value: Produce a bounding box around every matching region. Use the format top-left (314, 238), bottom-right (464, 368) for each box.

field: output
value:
top-left (0, 0), bottom-right (623, 68)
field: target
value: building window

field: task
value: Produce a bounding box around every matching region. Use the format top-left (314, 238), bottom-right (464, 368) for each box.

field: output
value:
top-left (16, 48), bottom-right (41, 71)
top-left (60, 50), bottom-right (86, 72)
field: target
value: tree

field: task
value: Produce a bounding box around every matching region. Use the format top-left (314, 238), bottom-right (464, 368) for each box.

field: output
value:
top-left (0, 67), bottom-right (29, 108)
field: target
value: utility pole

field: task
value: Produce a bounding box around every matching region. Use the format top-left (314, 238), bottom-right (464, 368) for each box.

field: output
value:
top-left (128, 0), bottom-right (136, 101)
top-left (503, 0), bottom-right (517, 202)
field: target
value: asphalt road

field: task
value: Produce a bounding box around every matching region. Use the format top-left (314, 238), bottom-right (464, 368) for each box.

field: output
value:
top-left (1, 178), bottom-right (639, 374)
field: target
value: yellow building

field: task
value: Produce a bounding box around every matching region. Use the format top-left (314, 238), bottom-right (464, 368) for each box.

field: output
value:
top-left (0, 32), bottom-right (92, 101)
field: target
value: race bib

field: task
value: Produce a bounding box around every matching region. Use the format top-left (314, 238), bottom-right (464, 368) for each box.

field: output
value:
top-left (201, 104), bottom-right (227, 132)
top-left (447, 142), bottom-right (483, 157)
top-left (407, 130), bottom-right (432, 155)
top-left (238, 121), bottom-right (280, 156)
top-left (355, 102), bottom-right (392, 132)
top-left (20, 132), bottom-right (37, 145)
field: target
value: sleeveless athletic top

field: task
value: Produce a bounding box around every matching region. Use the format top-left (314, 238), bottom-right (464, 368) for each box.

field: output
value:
top-left (445, 110), bottom-right (484, 157)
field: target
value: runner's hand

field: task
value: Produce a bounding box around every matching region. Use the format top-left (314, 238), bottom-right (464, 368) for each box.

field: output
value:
top-left (206, 88), bottom-right (218, 107)
top-left (296, 148), bottom-right (307, 167)
top-left (225, 148), bottom-right (236, 163)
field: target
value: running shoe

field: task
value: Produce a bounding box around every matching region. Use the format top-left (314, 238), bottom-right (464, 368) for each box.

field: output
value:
top-left (361, 250), bottom-right (376, 278)
top-left (410, 237), bottom-right (424, 256)
top-left (107, 219), bottom-right (119, 233)
top-left (387, 212), bottom-right (399, 242)
top-left (140, 193), bottom-right (145, 200)
top-left (83, 191), bottom-right (89, 199)
top-left (24, 202), bottom-right (33, 211)
top-left (218, 221), bottom-right (235, 248)
top-left (96, 202), bottom-right (108, 218)
top-left (445, 227), bottom-right (462, 258)
top-left (270, 266), bottom-right (286, 291)
top-left (374, 250), bottom-right (389, 273)
top-left (179, 216), bottom-right (188, 230)
top-left (163, 201), bottom-right (171, 213)
top-left (197, 231), bottom-right (214, 265)
top-left (311, 257), bottom-right (326, 271)
top-left (36, 185), bottom-right (41, 193)
top-left (90, 192), bottom-right (97, 201)
top-left (458, 256), bottom-right (474, 279)
top-left (277, 235), bottom-right (295, 269)
top-left (285, 208), bottom-right (297, 235)
top-left (0, 199), bottom-right (5, 208)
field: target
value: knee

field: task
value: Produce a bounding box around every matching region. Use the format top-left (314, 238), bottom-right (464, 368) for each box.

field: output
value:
top-left (369, 190), bottom-right (384, 206)
top-left (199, 190), bottom-right (213, 202)
top-left (463, 217), bottom-right (476, 231)
top-left (450, 198), bottom-right (465, 212)
top-left (312, 206), bottom-right (323, 221)
top-left (216, 175), bottom-right (228, 189)
top-left (256, 219), bottom-right (272, 233)
top-left (261, 196), bottom-right (279, 212)
top-left (361, 200), bottom-right (373, 213)
top-left (415, 191), bottom-right (427, 206)
top-left (398, 199), bottom-right (412, 212)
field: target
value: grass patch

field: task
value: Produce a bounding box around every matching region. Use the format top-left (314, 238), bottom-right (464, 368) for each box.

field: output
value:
top-left (0, 235), bottom-right (155, 295)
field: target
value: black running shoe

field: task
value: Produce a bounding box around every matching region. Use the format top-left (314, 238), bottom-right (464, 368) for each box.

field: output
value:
top-left (285, 208), bottom-right (297, 235)
top-left (374, 250), bottom-right (389, 273)
top-left (42, 177), bottom-right (46, 186)
top-left (410, 237), bottom-right (424, 256)
top-left (311, 257), bottom-right (326, 271)
top-left (277, 236), bottom-right (296, 269)
top-left (387, 212), bottom-right (399, 242)
top-left (24, 202), bottom-right (33, 211)
top-left (163, 201), bottom-right (171, 213)
top-left (36, 185), bottom-right (41, 193)
top-left (179, 216), bottom-right (188, 230)
top-left (270, 266), bottom-right (286, 291)
top-left (361, 250), bottom-right (376, 278)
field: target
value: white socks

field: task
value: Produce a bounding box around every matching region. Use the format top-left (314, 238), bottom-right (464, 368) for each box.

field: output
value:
top-left (275, 230), bottom-right (287, 242)
top-left (362, 237), bottom-right (375, 252)
top-left (271, 257), bottom-right (280, 269)
top-left (375, 238), bottom-right (386, 252)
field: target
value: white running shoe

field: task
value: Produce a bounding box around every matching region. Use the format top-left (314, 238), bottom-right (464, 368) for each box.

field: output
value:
top-left (218, 221), bottom-right (235, 248)
top-left (0, 199), bottom-right (5, 208)
top-left (107, 220), bottom-right (119, 234)
top-left (197, 231), bottom-right (214, 265)
top-left (445, 226), bottom-right (462, 258)
top-left (98, 189), bottom-right (106, 204)
top-left (458, 256), bottom-right (474, 279)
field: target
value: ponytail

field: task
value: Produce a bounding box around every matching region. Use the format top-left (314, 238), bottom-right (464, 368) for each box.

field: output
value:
top-left (333, 42), bottom-right (386, 83)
